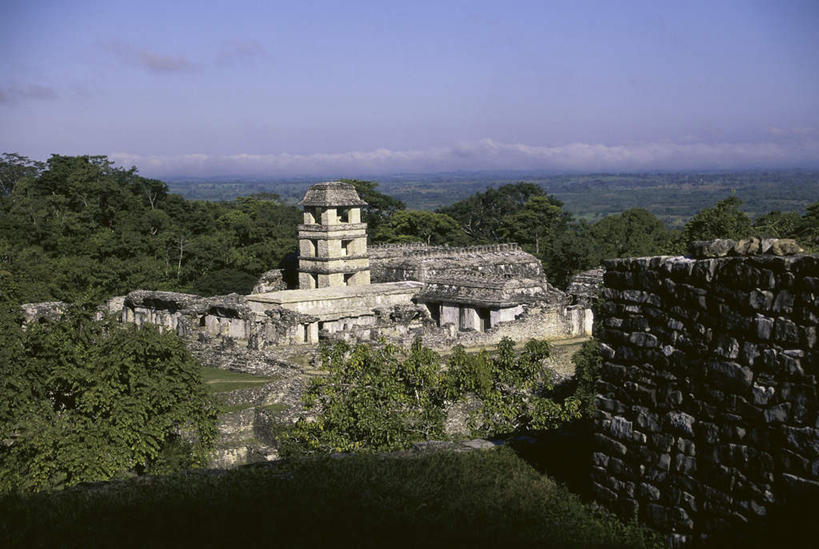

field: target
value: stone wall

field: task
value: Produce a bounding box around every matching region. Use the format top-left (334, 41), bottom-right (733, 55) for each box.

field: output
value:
top-left (369, 243), bottom-right (546, 283)
top-left (593, 243), bottom-right (818, 544)
top-left (121, 290), bottom-right (315, 349)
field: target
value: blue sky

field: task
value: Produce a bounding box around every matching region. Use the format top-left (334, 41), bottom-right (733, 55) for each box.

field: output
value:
top-left (1, 0), bottom-right (818, 177)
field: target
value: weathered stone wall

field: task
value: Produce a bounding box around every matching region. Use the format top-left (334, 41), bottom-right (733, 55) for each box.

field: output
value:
top-left (593, 246), bottom-right (818, 544)
top-left (121, 290), bottom-right (315, 349)
top-left (369, 243), bottom-right (545, 283)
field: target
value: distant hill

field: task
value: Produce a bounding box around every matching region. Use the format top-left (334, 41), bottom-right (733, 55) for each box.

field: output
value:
top-left (166, 169), bottom-right (819, 227)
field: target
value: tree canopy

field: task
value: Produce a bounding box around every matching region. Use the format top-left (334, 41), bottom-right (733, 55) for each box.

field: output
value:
top-left (681, 195), bottom-right (753, 243)
top-left (0, 154), bottom-right (301, 302)
top-left (0, 304), bottom-right (218, 492)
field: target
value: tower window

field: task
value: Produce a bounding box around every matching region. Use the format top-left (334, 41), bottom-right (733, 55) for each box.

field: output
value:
top-left (343, 273), bottom-right (354, 286)
top-left (341, 239), bottom-right (352, 256)
top-left (338, 207), bottom-right (350, 223)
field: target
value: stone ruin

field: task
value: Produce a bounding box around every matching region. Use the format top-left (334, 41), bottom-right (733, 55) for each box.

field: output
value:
top-left (20, 181), bottom-right (599, 468)
top-left (592, 237), bottom-right (817, 545)
top-left (113, 182), bottom-right (595, 351)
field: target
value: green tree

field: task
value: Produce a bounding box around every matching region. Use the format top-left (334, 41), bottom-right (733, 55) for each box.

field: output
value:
top-left (0, 308), bottom-right (218, 493)
top-left (375, 209), bottom-right (470, 245)
top-left (542, 221), bottom-right (598, 288)
top-left (681, 195), bottom-right (753, 244)
top-left (0, 153), bottom-right (43, 197)
top-left (500, 195), bottom-right (566, 255)
top-left (439, 183), bottom-right (546, 242)
top-left (1, 154), bottom-right (302, 300)
top-left (796, 202), bottom-right (819, 251)
top-left (446, 338), bottom-right (579, 434)
top-left (753, 210), bottom-right (802, 239)
top-left (285, 340), bottom-right (448, 454)
top-left (570, 339), bottom-right (603, 419)
top-left (340, 179), bottom-right (406, 239)
top-left (590, 208), bottom-right (672, 262)
top-left (284, 338), bottom-right (581, 456)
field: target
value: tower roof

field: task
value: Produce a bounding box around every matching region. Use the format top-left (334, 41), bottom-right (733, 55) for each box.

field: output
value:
top-left (299, 181), bottom-right (368, 207)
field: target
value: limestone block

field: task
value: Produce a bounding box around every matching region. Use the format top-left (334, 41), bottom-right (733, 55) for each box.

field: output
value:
top-left (440, 305), bottom-right (459, 327)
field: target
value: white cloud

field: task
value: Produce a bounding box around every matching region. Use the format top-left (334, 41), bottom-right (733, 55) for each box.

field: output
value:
top-left (109, 138), bottom-right (819, 178)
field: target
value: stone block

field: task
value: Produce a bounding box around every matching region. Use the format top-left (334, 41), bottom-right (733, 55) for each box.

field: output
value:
top-left (748, 289), bottom-right (774, 311)
top-left (773, 317), bottom-right (800, 345)
top-left (594, 433), bottom-right (628, 457)
top-left (708, 361), bottom-right (754, 392)
top-left (640, 482), bottom-right (661, 501)
top-left (763, 402), bottom-right (791, 424)
top-left (690, 239), bottom-right (734, 258)
top-left (773, 290), bottom-right (795, 314)
top-left (713, 335), bottom-right (740, 359)
top-left (673, 454), bottom-right (697, 474)
top-left (629, 332), bottom-right (659, 348)
top-left (610, 416), bottom-right (633, 441)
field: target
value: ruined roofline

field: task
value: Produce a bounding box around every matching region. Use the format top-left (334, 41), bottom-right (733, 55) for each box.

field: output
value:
top-left (369, 242), bottom-right (523, 259)
top-left (298, 181), bottom-right (368, 207)
top-left (421, 274), bottom-right (547, 290)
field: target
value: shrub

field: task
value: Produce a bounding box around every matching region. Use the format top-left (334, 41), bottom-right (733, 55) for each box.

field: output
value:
top-left (282, 337), bottom-right (583, 455)
top-left (0, 306), bottom-right (218, 493)
top-left (571, 338), bottom-right (603, 419)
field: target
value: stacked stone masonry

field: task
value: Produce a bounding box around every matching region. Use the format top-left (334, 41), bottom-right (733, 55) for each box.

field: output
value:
top-left (594, 244), bottom-right (818, 544)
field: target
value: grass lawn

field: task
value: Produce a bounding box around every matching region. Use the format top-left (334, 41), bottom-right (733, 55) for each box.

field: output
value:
top-left (200, 366), bottom-right (277, 393)
top-left (1, 447), bottom-right (664, 548)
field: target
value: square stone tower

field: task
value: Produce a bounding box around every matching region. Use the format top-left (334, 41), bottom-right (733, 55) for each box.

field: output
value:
top-left (297, 181), bottom-right (371, 289)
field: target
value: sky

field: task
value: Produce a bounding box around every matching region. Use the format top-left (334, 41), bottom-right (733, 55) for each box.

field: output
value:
top-left (1, 0), bottom-right (818, 178)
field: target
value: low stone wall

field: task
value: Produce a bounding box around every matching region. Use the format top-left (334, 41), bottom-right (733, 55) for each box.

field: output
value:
top-left (453, 304), bottom-right (591, 349)
top-left (121, 290), bottom-right (315, 349)
top-left (593, 246), bottom-right (818, 544)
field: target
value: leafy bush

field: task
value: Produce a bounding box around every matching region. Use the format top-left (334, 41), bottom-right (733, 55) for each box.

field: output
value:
top-left (571, 338), bottom-right (603, 419)
top-left (282, 337), bottom-right (583, 455)
top-left (447, 339), bottom-right (581, 435)
top-left (0, 306), bottom-right (219, 493)
top-left (282, 339), bottom-right (448, 454)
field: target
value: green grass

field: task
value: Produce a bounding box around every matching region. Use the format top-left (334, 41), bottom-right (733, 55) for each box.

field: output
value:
top-left (0, 447), bottom-right (663, 548)
top-left (200, 366), bottom-right (277, 393)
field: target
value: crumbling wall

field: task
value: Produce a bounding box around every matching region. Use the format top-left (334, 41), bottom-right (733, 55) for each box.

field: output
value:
top-left (369, 243), bottom-right (546, 283)
top-left (121, 290), bottom-right (314, 348)
top-left (593, 240), bottom-right (818, 545)
top-left (566, 268), bottom-right (604, 307)
top-left (451, 303), bottom-right (591, 349)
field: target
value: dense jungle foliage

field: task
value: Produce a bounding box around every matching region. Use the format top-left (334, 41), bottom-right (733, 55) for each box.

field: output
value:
top-left (1, 152), bottom-right (816, 496)
top-left (0, 285), bottom-right (218, 492)
top-left (0, 153), bottom-right (302, 303)
top-left (2, 153), bottom-right (817, 299)
top-left (282, 338), bottom-right (583, 455)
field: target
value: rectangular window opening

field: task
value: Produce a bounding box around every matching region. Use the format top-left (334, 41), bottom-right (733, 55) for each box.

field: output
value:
top-left (338, 207), bottom-right (350, 223)
top-left (428, 304), bottom-right (440, 326)
top-left (478, 308), bottom-right (491, 332)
